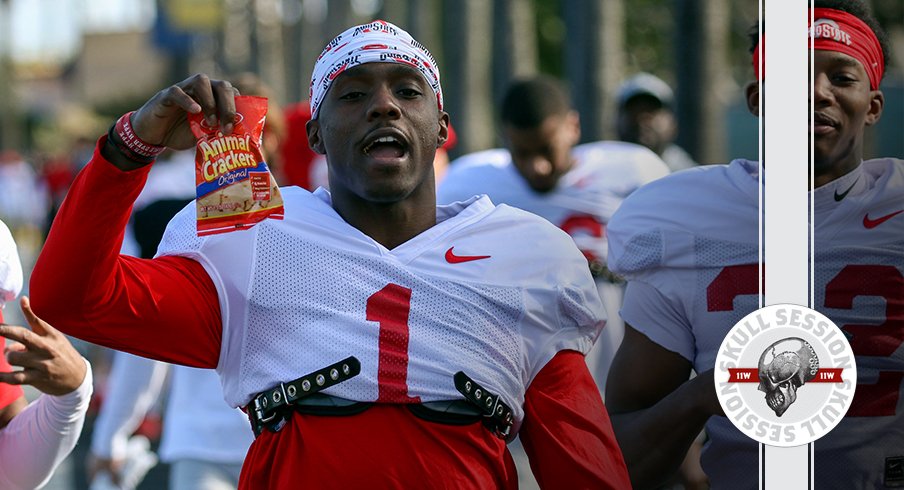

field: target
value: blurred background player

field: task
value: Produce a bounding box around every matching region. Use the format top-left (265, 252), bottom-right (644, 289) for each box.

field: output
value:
top-left (231, 73), bottom-right (287, 185)
top-left (439, 75), bottom-right (669, 397)
top-left (438, 76), bottom-right (668, 489)
top-left (615, 72), bottom-right (698, 172)
top-left (279, 101), bottom-right (318, 190)
top-left (616, 70), bottom-right (707, 490)
top-left (89, 351), bottom-right (252, 490)
top-left (0, 218), bottom-right (93, 490)
top-left (605, 1), bottom-right (902, 488)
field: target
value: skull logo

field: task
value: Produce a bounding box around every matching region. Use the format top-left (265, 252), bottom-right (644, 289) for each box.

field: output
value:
top-left (757, 338), bottom-right (819, 417)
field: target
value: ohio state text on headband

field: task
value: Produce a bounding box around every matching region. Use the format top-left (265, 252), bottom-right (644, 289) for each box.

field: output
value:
top-left (752, 8), bottom-right (884, 89)
top-left (309, 20), bottom-right (444, 119)
top-left (811, 8), bottom-right (884, 89)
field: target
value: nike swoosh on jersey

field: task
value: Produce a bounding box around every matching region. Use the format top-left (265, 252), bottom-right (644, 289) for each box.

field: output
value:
top-left (445, 247), bottom-right (491, 263)
top-left (863, 210), bottom-right (904, 229)
top-left (833, 176), bottom-right (859, 201)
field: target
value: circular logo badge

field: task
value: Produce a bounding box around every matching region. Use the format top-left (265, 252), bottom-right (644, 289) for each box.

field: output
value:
top-left (714, 304), bottom-right (856, 447)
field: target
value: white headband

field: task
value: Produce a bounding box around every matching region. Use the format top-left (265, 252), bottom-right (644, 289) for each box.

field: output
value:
top-left (309, 20), bottom-right (443, 119)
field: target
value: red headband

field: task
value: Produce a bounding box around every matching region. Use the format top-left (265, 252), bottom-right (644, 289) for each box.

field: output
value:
top-left (810, 8), bottom-right (883, 89)
top-left (752, 8), bottom-right (884, 89)
top-left (753, 35), bottom-right (764, 81)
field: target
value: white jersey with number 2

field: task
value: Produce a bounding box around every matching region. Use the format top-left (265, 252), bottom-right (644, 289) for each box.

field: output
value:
top-left (608, 158), bottom-right (904, 490)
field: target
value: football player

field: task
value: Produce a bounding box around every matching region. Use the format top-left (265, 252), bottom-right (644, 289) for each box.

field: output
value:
top-left (605, 1), bottom-right (900, 489)
top-left (0, 219), bottom-right (92, 490)
top-left (30, 21), bottom-right (630, 489)
top-left (438, 76), bottom-right (669, 396)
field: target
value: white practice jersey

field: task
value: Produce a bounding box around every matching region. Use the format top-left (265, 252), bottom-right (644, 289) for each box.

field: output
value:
top-left (810, 159), bottom-right (904, 489)
top-left (162, 366), bottom-right (253, 462)
top-left (92, 353), bottom-right (252, 464)
top-left (438, 141), bottom-right (669, 271)
top-left (439, 142), bottom-right (667, 396)
top-left (608, 159), bottom-right (761, 487)
top-left (608, 159), bottom-right (904, 489)
top-left (157, 188), bottom-right (604, 434)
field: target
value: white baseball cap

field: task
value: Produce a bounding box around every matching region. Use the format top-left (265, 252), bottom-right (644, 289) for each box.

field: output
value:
top-left (616, 72), bottom-right (675, 108)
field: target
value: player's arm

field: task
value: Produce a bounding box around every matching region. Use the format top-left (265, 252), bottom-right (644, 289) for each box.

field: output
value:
top-left (30, 75), bottom-right (238, 367)
top-left (519, 350), bottom-right (631, 490)
top-left (0, 397), bottom-right (27, 430)
top-left (0, 369), bottom-right (92, 490)
top-left (0, 297), bottom-right (93, 490)
top-left (0, 357), bottom-right (26, 431)
top-left (605, 325), bottom-right (720, 490)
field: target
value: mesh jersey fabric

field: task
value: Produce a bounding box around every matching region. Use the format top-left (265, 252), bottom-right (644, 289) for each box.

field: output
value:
top-left (438, 141), bottom-right (668, 395)
top-left (808, 159), bottom-right (904, 489)
top-left (157, 188), bottom-right (604, 433)
top-left (30, 136), bottom-right (630, 489)
top-left (609, 159), bottom-right (761, 487)
top-left (608, 158), bottom-right (904, 489)
top-left (438, 140), bottom-right (669, 268)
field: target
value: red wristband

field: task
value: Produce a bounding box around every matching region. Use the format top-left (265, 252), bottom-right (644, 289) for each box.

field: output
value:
top-left (114, 112), bottom-right (166, 159)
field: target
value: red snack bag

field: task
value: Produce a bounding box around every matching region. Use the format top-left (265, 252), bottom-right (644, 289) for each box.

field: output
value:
top-left (189, 95), bottom-right (284, 236)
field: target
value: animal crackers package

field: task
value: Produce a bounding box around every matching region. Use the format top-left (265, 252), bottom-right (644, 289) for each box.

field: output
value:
top-left (189, 95), bottom-right (284, 236)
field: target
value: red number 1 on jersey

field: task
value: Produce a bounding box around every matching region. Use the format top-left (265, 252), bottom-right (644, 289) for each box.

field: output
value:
top-left (367, 283), bottom-right (421, 403)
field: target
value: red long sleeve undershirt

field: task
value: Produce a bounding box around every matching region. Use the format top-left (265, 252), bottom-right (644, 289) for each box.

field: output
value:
top-left (30, 136), bottom-right (630, 489)
top-left (31, 136), bottom-right (221, 367)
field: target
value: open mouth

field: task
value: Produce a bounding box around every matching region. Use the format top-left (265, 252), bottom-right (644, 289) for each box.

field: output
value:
top-left (363, 135), bottom-right (408, 160)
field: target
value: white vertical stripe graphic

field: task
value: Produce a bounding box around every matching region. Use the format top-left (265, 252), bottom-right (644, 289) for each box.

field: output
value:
top-left (762, 0), bottom-right (811, 489)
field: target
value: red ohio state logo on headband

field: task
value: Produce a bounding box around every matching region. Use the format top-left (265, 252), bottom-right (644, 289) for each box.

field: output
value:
top-left (811, 19), bottom-right (852, 45)
top-left (810, 8), bottom-right (884, 90)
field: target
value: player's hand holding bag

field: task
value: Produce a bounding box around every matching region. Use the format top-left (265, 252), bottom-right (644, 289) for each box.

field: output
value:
top-left (190, 95), bottom-right (284, 236)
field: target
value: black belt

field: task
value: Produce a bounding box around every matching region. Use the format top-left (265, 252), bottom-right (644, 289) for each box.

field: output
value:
top-left (453, 371), bottom-right (515, 439)
top-left (246, 361), bottom-right (515, 439)
top-left (246, 356), bottom-right (361, 436)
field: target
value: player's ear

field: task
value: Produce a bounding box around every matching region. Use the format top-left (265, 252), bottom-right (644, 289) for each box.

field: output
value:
top-left (306, 119), bottom-right (326, 155)
top-left (865, 90), bottom-right (884, 126)
top-left (745, 81), bottom-right (761, 117)
top-left (436, 111), bottom-right (450, 148)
